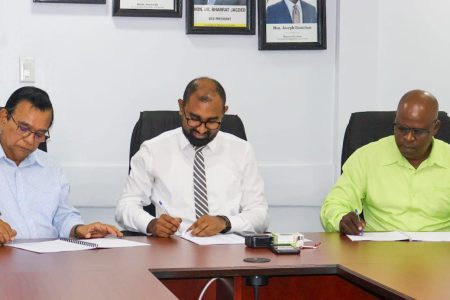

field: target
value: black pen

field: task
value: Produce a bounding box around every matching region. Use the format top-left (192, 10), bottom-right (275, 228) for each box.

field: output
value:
top-left (354, 209), bottom-right (364, 236)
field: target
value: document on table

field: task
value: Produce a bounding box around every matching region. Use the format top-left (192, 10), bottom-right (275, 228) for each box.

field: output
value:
top-left (7, 238), bottom-right (150, 253)
top-left (347, 231), bottom-right (450, 242)
top-left (180, 231), bottom-right (244, 245)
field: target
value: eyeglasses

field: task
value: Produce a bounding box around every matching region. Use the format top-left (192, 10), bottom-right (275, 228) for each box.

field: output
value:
top-left (393, 121), bottom-right (436, 138)
top-left (183, 110), bottom-right (222, 130)
top-left (8, 113), bottom-right (50, 143)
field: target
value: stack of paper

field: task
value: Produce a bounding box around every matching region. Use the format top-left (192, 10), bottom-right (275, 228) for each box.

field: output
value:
top-left (347, 231), bottom-right (450, 242)
top-left (180, 231), bottom-right (245, 245)
top-left (8, 238), bottom-right (150, 253)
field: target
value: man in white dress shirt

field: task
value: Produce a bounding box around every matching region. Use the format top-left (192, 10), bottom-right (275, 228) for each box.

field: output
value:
top-left (115, 77), bottom-right (269, 237)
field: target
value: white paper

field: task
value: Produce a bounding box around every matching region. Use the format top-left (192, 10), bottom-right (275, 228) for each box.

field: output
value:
top-left (8, 238), bottom-right (150, 253)
top-left (347, 231), bottom-right (450, 242)
top-left (407, 232), bottom-right (450, 242)
top-left (8, 240), bottom-right (94, 253)
top-left (80, 238), bottom-right (150, 248)
top-left (181, 231), bottom-right (244, 245)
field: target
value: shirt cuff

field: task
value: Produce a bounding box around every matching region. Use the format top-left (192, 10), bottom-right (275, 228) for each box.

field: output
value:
top-left (136, 213), bottom-right (155, 235)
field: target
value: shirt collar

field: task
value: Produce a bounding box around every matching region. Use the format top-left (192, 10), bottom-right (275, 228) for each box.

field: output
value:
top-left (177, 127), bottom-right (219, 153)
top-left (425, 138), bottom-right (450, 169)
top-left (284, 0), bottom-right (301, 9)
top-left (381, 136), bottom-right (449, 169)
top-left (0, 143), bottom-right (43, 167)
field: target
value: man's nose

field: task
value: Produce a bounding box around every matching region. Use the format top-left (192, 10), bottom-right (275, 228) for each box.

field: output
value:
top-left (196, 123), bottom-right (208, 135)
top-left (404, 130), bottom-right (416, 142)
top-left (23, 133), bottom-right (36, 145)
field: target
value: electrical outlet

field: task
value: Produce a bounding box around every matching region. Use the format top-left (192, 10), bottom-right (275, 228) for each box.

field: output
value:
top-left (20, 57), bottom-right (35, 82)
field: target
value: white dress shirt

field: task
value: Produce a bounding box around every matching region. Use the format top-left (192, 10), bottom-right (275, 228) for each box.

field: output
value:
top-left (115, 128), bottom-right (269, 234)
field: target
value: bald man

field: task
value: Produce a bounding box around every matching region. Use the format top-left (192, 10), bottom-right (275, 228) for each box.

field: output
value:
top-left (321, 90), bottom-right (450, 234)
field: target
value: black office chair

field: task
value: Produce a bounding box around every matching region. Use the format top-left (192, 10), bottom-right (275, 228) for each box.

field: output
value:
top-left (122, 111), bottom-right (247, 236)
top-left (0, 106), bottom-right (47, 152)
top-left (341, 111), bottom-right (450, 168)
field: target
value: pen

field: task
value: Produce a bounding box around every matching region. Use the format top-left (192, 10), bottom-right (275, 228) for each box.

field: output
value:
top-left (158, 200), bottom-right (169, 215)
top-left (354, 209), bottom-right (364, 235)
top-left (302, 242), bottom-right (321, 249)
top-left (158, 200), bottom-right (180, 234)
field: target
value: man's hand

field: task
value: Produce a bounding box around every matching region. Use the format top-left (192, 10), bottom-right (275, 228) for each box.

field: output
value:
top-left (73, 222), bottom-right (123, 239)
top-left (0, 220), bottom-right (17, 245)
top-left (147, 214), bottom-right (182, 237)
top-left (339, 212), bottom-right (366, 235)
top-left (188, 215), bottom-right (226, 237)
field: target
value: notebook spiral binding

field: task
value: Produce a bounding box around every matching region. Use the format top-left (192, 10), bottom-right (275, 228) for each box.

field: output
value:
top-left (59, 238), bottom-right (98, 248)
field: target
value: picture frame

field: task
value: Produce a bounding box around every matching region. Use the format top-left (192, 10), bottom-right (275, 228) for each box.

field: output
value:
top-left (258, 0), bottom-right (326, 50)
top-left (112, 0), bottom-right (182, 18)
top-left (33, 0), bottom-right (106, 3)
top-left (186, 0), bottom-right (255, 35)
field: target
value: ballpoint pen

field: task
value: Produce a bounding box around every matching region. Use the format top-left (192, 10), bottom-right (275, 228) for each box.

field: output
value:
top-left (158, 200), bottom-right (169, 215)
top-left (158, 200), bottom-right (181, 234)
top-left (354, 209), bottom-right (364, 235)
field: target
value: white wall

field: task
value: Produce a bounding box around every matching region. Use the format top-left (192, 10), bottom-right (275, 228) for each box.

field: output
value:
top-left (336, 0), bottom-right (450, 172)
top-left (0, 0), bottom-right (337, 232)
top-left (2, 0), bottom-right (449, 232)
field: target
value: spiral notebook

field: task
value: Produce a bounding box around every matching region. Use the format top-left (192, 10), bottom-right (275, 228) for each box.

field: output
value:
top-left (8, 238), bottom-right (150, 253)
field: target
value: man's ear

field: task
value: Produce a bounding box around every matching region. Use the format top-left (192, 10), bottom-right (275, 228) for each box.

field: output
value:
top-left (224, 105), bottom-right (229, 114)
top-left (0, 108), bottom-right (7, 127)
top-left (178, 99), bottom-right (184, 116)
top-left (432, 119), bottom-right (441, 136)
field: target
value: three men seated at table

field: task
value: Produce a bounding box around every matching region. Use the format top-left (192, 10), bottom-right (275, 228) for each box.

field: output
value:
top-left (0, 87), bottom-right (122, 245)
top-left (2, 84), bottom-right (449, 242)
top-left (321, 90), bottom-right (450, 235)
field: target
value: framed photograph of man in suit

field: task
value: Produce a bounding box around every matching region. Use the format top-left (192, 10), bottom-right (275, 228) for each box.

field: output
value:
top-left (258, 0), bottom-right (326, 50)
top-left (186, 0), bottom-right (255, 34)
top-left (112, 0), bottom-right (182, 17)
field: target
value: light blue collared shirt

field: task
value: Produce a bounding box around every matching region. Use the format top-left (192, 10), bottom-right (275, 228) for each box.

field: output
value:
top-left (0, 146), bottom-right (83, 239)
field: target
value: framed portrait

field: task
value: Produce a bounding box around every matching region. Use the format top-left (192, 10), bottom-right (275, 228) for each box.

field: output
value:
top-left (258, 0), bottom-right (326, 50)
top-left (34, 0), bottom-right (105, 3)
top-left (186, 0), bottom-right (255, 35)
top-left (112, 0), bottom-right (182, 17)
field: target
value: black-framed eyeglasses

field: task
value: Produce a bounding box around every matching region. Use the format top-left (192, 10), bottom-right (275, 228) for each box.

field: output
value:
top-left (393, 121), bottom-right (436, 138)
top-left (8, 113), bottom-right (50, 143)
top-left (183, 110), bottom-right (222, 130)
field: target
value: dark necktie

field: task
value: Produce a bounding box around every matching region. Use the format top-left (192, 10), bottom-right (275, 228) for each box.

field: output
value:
top-left (193, 146), bottom-right (209, 219)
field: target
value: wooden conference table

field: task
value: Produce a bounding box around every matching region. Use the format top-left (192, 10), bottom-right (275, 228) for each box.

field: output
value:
top-left (0, 233), bottom-right (448, 300)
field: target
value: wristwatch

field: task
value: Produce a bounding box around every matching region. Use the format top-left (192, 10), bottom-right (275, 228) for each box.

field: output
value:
top-left (217, 215), bottom-right (231, 234)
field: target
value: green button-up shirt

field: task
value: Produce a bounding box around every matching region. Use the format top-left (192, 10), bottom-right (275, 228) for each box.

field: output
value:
top-left (321, 136), bottom-right (450, 232)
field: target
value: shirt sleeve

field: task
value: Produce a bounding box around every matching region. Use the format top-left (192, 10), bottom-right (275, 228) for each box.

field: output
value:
top-left (320, 149), bottom-right (367, 232)
top-left (115, 145), bottom-right (155, 234)
top-left (53, 170), bottom-right (84, 238)
top-left (228, 144), bottom-right (269, 234)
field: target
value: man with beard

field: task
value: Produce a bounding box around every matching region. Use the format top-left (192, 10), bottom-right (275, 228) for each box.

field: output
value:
top-left (321, 90), bottom-right (450, 235)
top-left (115, 77), bottom-right (268, 237)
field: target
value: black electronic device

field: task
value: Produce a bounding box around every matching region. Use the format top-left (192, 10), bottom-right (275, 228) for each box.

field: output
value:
top-left (245, 234), bottom-right (273, 248)
top-left (270, 244), bottom-right (300, 255)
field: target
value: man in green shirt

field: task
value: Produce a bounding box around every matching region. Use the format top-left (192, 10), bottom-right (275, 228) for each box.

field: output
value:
top-left (321, 90), bottom-right (450, 235)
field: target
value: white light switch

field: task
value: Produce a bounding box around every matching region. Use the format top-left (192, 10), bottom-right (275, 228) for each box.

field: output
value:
top-left (20, 57), bottom-right (35, 82)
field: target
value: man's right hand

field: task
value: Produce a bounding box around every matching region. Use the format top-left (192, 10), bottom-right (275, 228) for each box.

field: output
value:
top-left (147, 214), bottom-right (182, 237)
top-left (339, 212), bottom-right (366, 235)
top-left (0, 219), bottom-right (17, 245)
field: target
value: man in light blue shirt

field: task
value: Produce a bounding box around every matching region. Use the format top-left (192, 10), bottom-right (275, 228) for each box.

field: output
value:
top-left (0, 86), bottom-right (122, 244)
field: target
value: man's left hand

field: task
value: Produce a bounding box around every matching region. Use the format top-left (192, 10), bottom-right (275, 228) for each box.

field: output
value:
top-left (73, 222), bottom-right (123, 239)
top-left (188, 215), bottom-right (226, 237)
